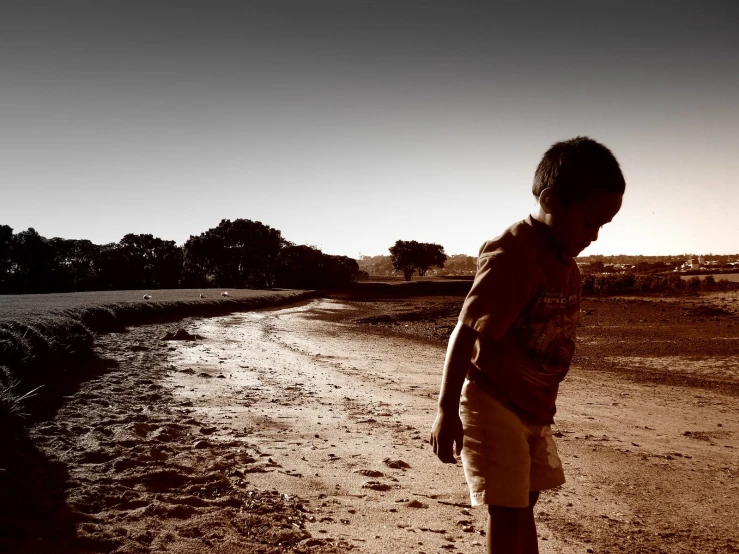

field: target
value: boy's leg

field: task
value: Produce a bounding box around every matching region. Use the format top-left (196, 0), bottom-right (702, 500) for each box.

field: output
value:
top-left (486, 491), bottom-right (540, 554)
top-left (521, 491), bottom-right (540, 554)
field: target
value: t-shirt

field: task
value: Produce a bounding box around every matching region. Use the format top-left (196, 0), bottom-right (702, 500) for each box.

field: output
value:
top-left (458, 215), bottom-right (581, 425)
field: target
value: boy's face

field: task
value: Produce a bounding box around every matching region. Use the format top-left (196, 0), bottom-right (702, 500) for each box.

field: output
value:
top-left (550, 192), bottom-right (623, 257)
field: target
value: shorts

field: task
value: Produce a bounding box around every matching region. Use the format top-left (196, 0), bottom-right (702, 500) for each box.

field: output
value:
top-left (459, 379), bottom-right (565, 508)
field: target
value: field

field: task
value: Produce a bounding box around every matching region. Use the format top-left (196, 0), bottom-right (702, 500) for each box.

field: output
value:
top-left (347, 291), bottom-right (739, 391)
top-left (1, 287), bottom-right (738, 553)
top-left (0, 288), bottom-right (302, 321)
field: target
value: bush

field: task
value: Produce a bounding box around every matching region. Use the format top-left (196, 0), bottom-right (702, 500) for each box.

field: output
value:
top-left (665, 273), bottom-right (684, 292)
top-left (618, 273), bottom-right (636, 290)
top-left (635, 275), bottom-right (654, 292)
top-left (686, 276), bottom-right (701, 292)
top-left (593, 273), bottom-right (636, 294)
top-left (582, 274), bottom-right (595, 294)
top-left (588, 271), bottom-right (686, 295)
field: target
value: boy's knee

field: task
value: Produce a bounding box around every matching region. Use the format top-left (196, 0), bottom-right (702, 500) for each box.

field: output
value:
top-left (487, 504), bottom-right (528, 522)
top-left (487, 493), bottom-right (539, 520)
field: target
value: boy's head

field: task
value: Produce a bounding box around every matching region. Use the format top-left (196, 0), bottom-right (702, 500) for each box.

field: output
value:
top-left (532, 136), bottom-right (625, 257)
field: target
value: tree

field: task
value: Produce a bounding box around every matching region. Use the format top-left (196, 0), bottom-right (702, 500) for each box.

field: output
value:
top-left (589, 260), bottom-right (605, 273)
top-left (324, 254), bottom-right (360, 286)
top-left (118, 234), bottom-right (184, 289)
top-left (389, 240), bottom-right (447, 281)
top-left (416, 243), bottom-right (448, 276)
top-left (223, 219), bottom-right (283, 288)
top-left (182, 230), bottom-right (228, 287)
top-left (93, 243), bottom-right (133, 291)
top-left (0, 225), bottom-right (13, 293)
top-left (686, 276), bottom-right (701, 292)
top-left (48, 238), bottom-right (99, 292)
top-left (389, 240), bottom-right (418, 281)
top-left (275, 244), bottom-right (326, 288)
top-left (184, 219), bottom-right (284, 288)
top-left (275, 245), bottom-right (360, 289)
top-left (10, 228), bottom-right (56, 293)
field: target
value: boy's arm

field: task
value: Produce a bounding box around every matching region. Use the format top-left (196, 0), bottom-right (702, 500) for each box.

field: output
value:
top-left (429, 320), bottom-right (477, 463)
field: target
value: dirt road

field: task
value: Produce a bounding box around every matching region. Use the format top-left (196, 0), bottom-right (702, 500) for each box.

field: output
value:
top-left (5, 295), bottom-right (738, 553)
top-left (164, 298), bottom-right (739, 553)
top-left (165, 300), bottom-right (489, 554)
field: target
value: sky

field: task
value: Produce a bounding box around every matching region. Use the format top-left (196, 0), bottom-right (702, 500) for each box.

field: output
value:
top-left (1, 1), bottom-right (737, 258)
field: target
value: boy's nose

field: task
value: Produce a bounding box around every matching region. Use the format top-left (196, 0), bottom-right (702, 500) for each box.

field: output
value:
top-left (589, 228), bottom-right (600, 242)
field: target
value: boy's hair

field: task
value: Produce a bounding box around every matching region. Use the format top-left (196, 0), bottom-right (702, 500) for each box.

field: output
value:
top-left (532, 136), bottom-right (626, 205)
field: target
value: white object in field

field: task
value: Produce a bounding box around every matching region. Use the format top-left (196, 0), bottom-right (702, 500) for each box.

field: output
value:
top-left (221, 291), bottom-right (229, 297)
top-left (199, 293), bottom-right (205, 298)
top-left (143, 294), bottom-right (152, 300)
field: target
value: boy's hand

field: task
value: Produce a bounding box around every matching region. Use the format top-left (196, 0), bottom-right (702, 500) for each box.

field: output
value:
top-left (430, 321), bottom-right (474, 464)
top-left (429, 410), bottom-right (463, 463)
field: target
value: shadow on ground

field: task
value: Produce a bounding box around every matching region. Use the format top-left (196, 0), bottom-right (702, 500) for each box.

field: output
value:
top-left (0, 354), bottom-right (119, 553)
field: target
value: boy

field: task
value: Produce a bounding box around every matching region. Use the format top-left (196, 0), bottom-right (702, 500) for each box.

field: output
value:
top-left (430, 137), bottom-right (625, 553)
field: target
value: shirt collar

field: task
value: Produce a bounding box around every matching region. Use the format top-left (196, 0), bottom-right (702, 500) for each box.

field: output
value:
top-left (525, 215), bottom-right (572, 265)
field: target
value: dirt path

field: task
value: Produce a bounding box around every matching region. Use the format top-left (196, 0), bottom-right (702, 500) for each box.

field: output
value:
top-left (5, 296), bottom-right (738, 553)
top-left (164, 298), bottom-right (738, 553)
top-left (164, 300), bottom-right (493, 554)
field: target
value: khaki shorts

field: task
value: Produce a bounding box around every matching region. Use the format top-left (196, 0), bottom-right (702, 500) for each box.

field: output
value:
top-left (459, 379), bottom-right (565, 508)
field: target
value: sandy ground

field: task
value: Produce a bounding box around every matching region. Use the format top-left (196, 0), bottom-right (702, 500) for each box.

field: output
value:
top-left (2, 293), bottom-right (738, 553)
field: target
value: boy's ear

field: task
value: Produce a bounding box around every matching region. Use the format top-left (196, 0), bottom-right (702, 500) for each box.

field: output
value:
top-left (539, 188), bottom-right (558, 215)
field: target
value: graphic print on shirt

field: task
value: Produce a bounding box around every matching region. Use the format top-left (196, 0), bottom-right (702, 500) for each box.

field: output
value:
top-left (515, 290), bottom-right (579, 388)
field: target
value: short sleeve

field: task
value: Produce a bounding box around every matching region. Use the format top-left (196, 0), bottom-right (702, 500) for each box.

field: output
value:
top-left (459, 240), bottom-right (539, 341)
top-left (573, 262), bottom-right (583, 325)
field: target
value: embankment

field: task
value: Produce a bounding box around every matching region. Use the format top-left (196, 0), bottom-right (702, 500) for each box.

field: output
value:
top-left (0, 289), bottom-right (315, 429)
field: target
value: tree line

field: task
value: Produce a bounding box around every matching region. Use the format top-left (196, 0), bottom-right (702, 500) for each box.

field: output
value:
top-left (577, 254), bottom-right (739, 267)
top-left (582, 272), bottom-right (738, 295)
top-left (360, 248), bottom-right (472, 279)
top-left (0, 220), bottom-right (360, 294)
